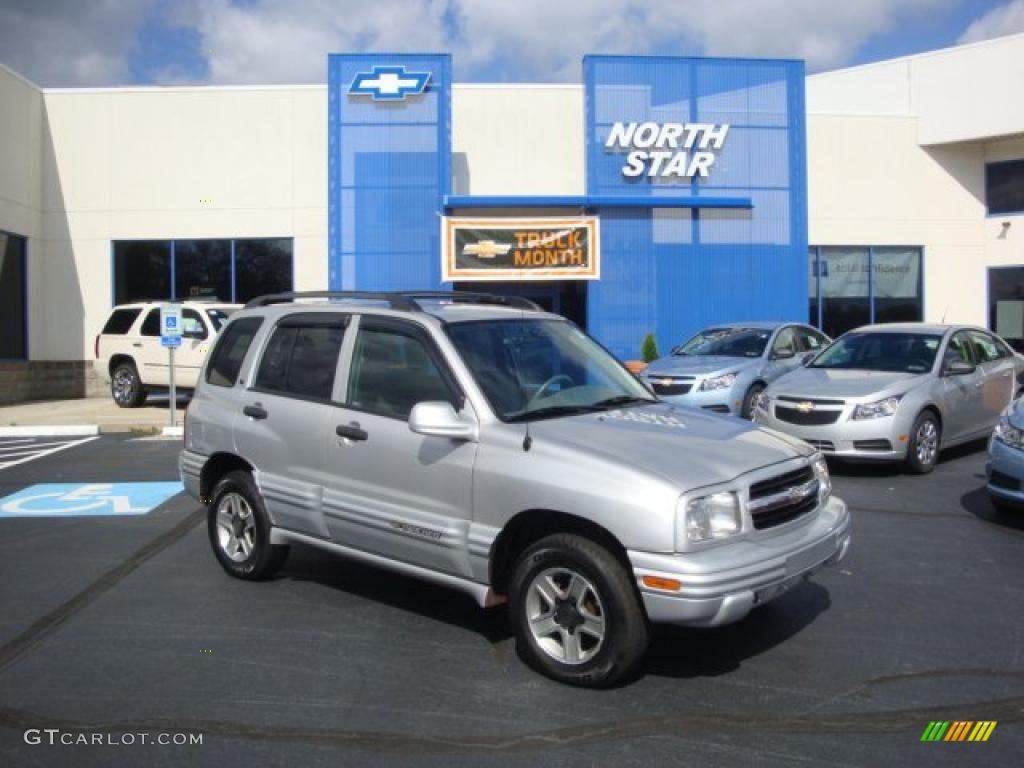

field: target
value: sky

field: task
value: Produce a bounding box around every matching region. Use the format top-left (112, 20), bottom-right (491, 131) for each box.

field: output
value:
top-left (1, 0), bottom-right (1023, 87)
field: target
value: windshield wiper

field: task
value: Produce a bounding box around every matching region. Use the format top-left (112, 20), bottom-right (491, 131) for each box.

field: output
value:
top-left (505, 404), bottom-right (603, 423)
top-left (591, 395), bottom-right (658, 409)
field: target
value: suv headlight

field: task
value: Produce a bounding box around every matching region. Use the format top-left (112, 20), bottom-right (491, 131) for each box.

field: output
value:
top-left (678, 491), bottom-right (741, 546)
top-left (700, 372), bottom-right (737, 392)
top-left (851, 396), bottom-right (901, 420)
top-left (995, 415), bottom-right (1024, 450)
top-left (812, 455), bottom-right (832, 504)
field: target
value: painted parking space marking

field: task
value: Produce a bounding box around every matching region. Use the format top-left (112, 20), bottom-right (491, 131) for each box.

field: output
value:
top-left (0, 436), bottom-right (99, 471)
top-left (0, 482), bottom-right (184, 517)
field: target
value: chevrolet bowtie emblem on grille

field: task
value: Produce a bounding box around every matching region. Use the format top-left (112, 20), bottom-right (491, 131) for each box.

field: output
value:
top-left (349, 65), bottom-right (431, 101)
top-left (796, 401), bottom-right (815, 413)
top-left (462, 240), bottom-right (511, 259)
top-left (658, 378), bottom-right (675, 386)
top-left (788, 485), bottom-right (808, 501)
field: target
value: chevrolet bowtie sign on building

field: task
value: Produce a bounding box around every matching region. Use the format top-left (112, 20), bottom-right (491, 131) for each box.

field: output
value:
top-left (348, 64), bottom-right (431, 101)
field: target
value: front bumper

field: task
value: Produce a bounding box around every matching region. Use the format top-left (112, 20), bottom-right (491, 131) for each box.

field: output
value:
top-left (629, 495), bottom-right (850, 627)
top-left (986, 436), bottom-right (1024, 506)
top-left (754, 406), bottom-right (913, 461)
top-left (652, 384), bottom-right (742, 415)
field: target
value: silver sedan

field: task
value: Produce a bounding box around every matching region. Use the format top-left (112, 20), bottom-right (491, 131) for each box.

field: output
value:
top-left (754, 323), bottom-right (1024, 473)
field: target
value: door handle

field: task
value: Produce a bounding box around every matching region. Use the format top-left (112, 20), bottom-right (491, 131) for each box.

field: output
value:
top-left (243, 404), bottom-right (268, 420)
top-left (336, 423), bottom-right (368, 442)
top-left (132, 342), bottom-right (142, 348)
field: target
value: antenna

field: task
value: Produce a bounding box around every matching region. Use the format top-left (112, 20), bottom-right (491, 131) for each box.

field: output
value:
top-left (940, 305), bottom-right (949, 323)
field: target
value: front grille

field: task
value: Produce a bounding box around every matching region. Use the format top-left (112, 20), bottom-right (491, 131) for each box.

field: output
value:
top-left (748, 465), bottom-right (819, 530)
top-left (651, 380), bottom-right (693, 396)
top-left (854, 439), bottom-right (892, 452)
top-left (805, 439), bottom-right (835, 452)
top-left (702, 404), bottom-right (731, 413)
top-left (775, 405), bottom-right (841, 426)
top-left (990, 469), bottom-right (1022, 492)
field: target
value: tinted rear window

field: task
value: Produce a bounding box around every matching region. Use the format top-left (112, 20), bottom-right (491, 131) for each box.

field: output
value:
top-left (253, 318), bottom-right (346, 400)
top-left (205, 317), bottom-right (264, 387)
top-left (101, 308), bottom-right (142, 335)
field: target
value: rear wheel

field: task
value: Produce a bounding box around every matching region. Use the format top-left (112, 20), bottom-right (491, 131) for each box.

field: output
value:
top-left (741, 383), bottom-right (766, 420)
top-left (508, 533), bottom-right (648, 688)
top-left (208, 470), bottom-right (288, 580)
top-left (905, 411), bottom-right (941, 474)
top-left (111, 362), bottom-right (146, 408)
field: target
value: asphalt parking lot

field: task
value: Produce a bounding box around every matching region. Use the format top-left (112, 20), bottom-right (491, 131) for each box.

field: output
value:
top-left (0, 434), bottom-right (1021, 767)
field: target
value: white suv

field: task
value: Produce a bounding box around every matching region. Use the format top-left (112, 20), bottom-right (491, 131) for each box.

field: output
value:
top-left (96, 301), bottom-right (239, 407)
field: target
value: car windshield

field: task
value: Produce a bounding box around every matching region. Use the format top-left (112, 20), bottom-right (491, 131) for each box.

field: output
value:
top-left (205, 308), bottom-right (236, 331)
top-left (446, 319), bottom-right (656, 422)
top-left (673, 327), bottom-right (771, 358)
top-left (809, 332), bottom-right (941, 373)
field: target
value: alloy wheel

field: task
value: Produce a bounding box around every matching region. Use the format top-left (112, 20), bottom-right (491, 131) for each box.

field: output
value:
top-left (915, 420), bottom-right (938, 466)
top-left (525, 567), bottom-right (606, 665)
top-left (215, 492), bottom-right (256, 563)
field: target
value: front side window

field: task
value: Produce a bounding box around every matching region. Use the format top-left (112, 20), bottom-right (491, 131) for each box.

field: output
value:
top-left (944, 332), bottom-right (975, 367)
top-left (672, 327), bottom-right (771, 358)
top-left (446, 319), bottom-right (654, 421)
top-left (810, 332), bottom-right (941, 374)
top-left (253, 320), bottom-right (345, 400)
top-left (968, 330), bottom-right (1005, 363)
top-left (182, 309), bottom-right (208, 340)
top-left (346, 327), bottom-right (454, 419)
top-left (798, 327), bottom-right (828, 351)
top-left (206, 317), bottom-right (263, 387)
top-left (771, 327), bottom-right (798, 357)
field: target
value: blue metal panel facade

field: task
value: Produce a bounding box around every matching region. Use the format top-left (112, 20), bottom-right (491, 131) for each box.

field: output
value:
top-left (584, 56), bottom-right (808, 359)
top-left (328, 54), bottom-right (451, 290)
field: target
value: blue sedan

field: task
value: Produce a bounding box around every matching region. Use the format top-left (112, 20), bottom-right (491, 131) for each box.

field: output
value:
top-left (988, 397), bottom-right (1024, 511)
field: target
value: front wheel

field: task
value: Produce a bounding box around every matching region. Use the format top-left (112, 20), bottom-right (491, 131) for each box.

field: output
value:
top-left (208, 470), bottom-right (288, 580)
top-left (508, 533), bottom-right (648, 688)
top-left (741, 383), bottom-right (766, 420)
top-left (905, 411), bottom-right (941, 474)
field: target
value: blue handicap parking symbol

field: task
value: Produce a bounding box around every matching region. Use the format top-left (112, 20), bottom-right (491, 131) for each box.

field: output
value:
top-left (0, 482), bottom-right (183, 517)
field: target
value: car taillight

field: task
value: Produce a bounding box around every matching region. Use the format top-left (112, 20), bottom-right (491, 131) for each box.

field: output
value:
top-left (94, 334), bottom-right (100, 359)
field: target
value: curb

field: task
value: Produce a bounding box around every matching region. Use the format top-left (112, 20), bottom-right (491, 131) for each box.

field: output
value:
top-left (0, 425), bottom-right (100, 437)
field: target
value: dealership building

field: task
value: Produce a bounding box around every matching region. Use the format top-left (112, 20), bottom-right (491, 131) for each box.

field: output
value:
top-left (1, 33), bottom-right (1022, 401)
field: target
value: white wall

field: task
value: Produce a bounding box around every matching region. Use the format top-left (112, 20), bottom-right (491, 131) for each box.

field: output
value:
top-left (452, 85), bottom-right (584, 195)
top-left (36, 84), bottom-right (328, 360)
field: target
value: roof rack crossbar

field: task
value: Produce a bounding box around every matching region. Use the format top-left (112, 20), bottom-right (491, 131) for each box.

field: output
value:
top-left (245, 290), bottom-right (543, 312)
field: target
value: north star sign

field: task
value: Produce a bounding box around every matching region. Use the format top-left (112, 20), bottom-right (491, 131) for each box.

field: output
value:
top-left (349, 65), bottom-right (431, 101)
top-left (605, 121), bottom-right (730, 178)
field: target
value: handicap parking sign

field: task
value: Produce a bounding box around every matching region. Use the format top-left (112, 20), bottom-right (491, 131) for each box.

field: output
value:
top-left (0, 482), bottom-right (183, 517)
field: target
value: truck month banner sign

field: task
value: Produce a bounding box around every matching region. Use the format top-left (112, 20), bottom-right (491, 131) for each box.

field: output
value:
top-left (442, 217), bottom-right (600, 282)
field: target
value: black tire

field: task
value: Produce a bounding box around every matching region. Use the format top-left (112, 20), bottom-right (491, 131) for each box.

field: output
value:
top-left (508, 533), bottom-right (648, 688)
top-left (741, 382), bottom-right (766, 420)
top-left (207, 470), bottom-right (288, 580)
top-left (110, 361), bottom-right (146, 408)
top-left (905, 411), bottom-right (941, 474)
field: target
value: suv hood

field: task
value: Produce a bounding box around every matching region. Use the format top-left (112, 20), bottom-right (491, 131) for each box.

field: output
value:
top-left (530, 403), bottom-right (813, 491)
top-left (646, 355), bottom-right (755, 377)
top-left (770, 367), bottom-right (925, 400)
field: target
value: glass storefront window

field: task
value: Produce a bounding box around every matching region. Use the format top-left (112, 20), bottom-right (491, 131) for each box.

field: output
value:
top-left (235, 238), bottom-right (294, 303)
top-left (808, 246), bottom-right (922, 338)
top-left (989, 266), bottom-right (1024, 352)
top-left (112, 238), bottom-right (293, 305)
top-left (174, 240), bottom-right (231, 301)
top-left (0, 231), bottom-right (27, 359)
top-left (986, 159), bottom-right (1024, 215)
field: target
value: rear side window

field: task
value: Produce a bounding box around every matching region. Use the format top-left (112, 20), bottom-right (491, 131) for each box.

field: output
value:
top-left (140, 308), bottom-right (161, 336)
top-left (102, 308), bottom-right (142, 335)
top-left (253, 318), bottom-right (346, 400)
top-left (206, 317), bottom-right (264, 387)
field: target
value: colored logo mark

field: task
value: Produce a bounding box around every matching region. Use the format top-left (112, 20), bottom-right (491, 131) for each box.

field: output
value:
top-left (920, 721), bottom-right (997, 742)
top-left (349, 65), bottom-right (430, 101)
top-left (0, 482), bottom-right (183, 517)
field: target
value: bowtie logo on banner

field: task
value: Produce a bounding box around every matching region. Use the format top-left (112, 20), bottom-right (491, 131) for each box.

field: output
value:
top-left (349, 65), bottom-right (431, 101)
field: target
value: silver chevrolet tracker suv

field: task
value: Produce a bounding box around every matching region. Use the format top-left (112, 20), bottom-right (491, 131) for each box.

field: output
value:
top-left (180, 291), bottom-right (850, 687)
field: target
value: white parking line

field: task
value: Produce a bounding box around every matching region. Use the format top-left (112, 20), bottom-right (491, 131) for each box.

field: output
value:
top-left (0, 440), bottom-right (84, 454)
top-left (0, 436), bottom-right (100, 471)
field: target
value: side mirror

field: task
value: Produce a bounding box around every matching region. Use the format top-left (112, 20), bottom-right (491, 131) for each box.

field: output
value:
top-left (409, 401), bottom-right (478, 441)
top-left (773, 348), bottom-right (795, 360)
top-left (944, 359), bottom-right (976, 376)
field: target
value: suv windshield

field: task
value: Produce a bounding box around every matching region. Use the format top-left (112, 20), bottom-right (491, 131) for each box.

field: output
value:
top-left (446, 319), bottom-right (655, 421)
top-left (206, 308), bottom-right (236, 331)
top-left (809, 332), bottom-right (941, 373)
top-left (673, 327), bottom-right (771, 358)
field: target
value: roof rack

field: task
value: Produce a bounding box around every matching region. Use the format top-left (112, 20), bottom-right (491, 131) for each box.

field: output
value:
top-left (244, 290), bottom-right (542, 312)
